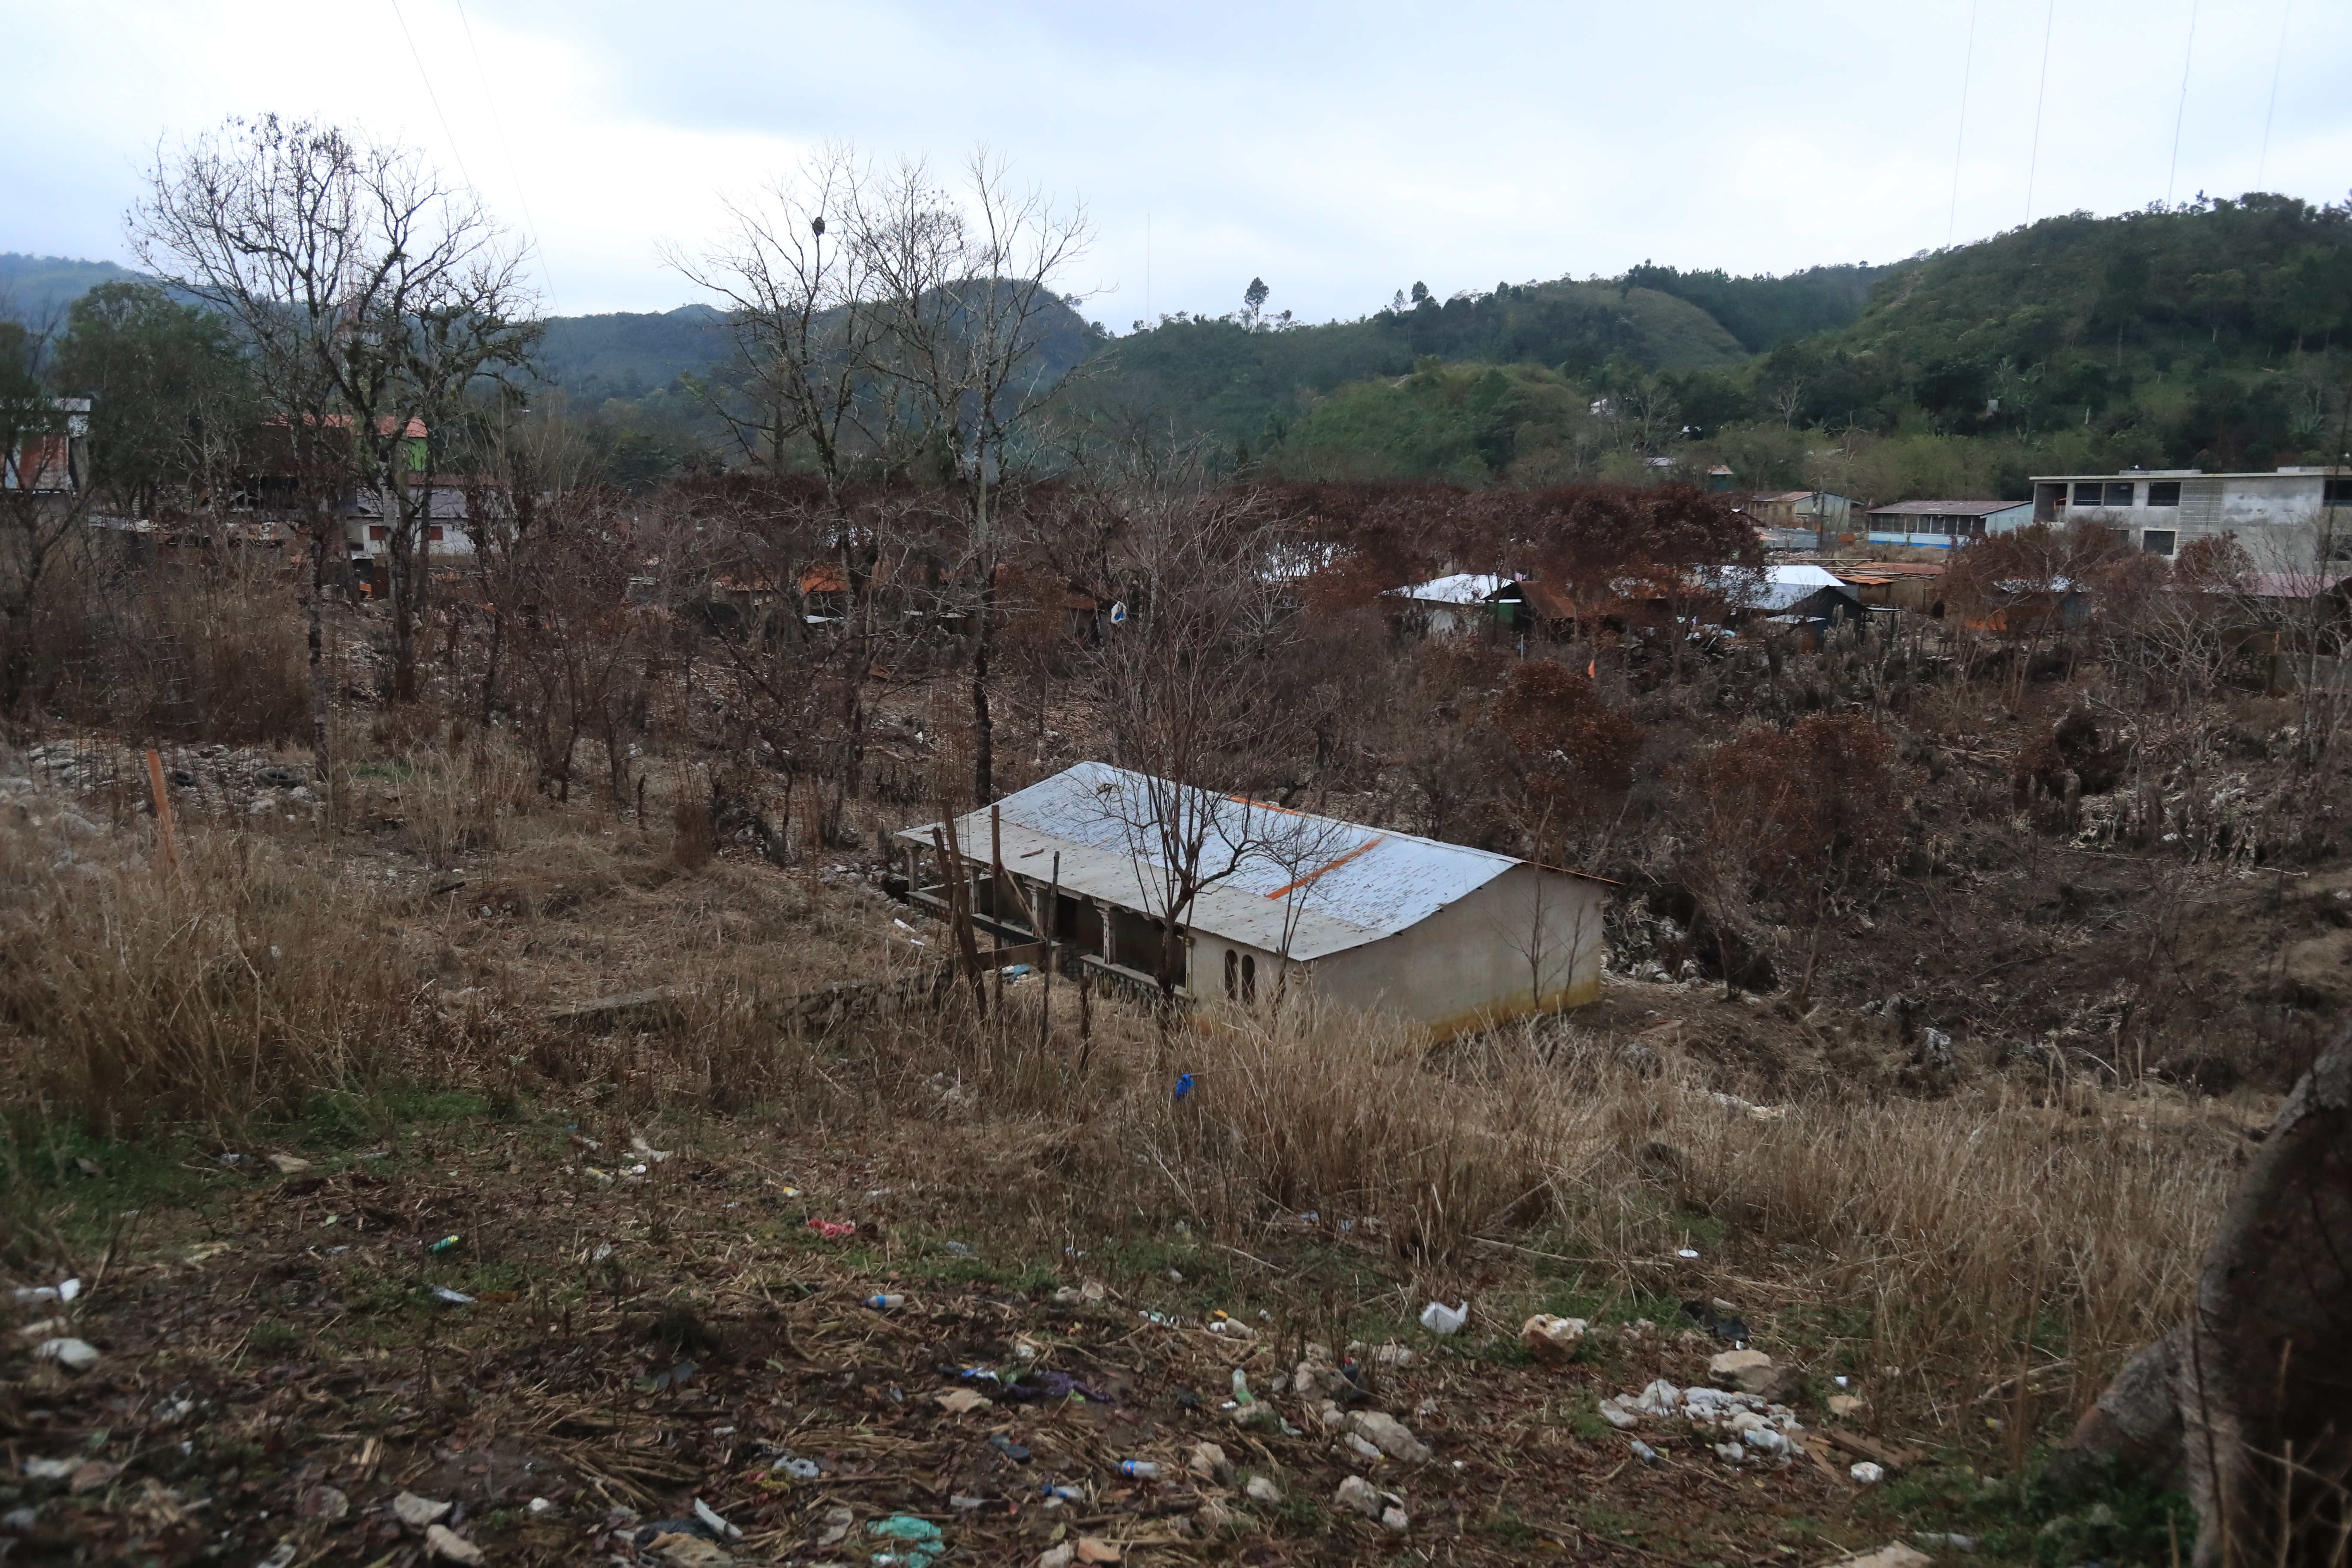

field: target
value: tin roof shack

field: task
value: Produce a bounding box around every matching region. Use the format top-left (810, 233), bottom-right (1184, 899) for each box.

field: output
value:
top-left (1966, 576), bottom-right (2092, 636)
top-left (1865, 498), bottom-right (2033, 548)
top-left (2245, 573), bottom-right (2352, 655)
top-left (1736, 490), bottom-right (1855, 549)
top-left (1830, 560), bottom-right (1948, 614)
top-left (1384, 573), bottom-right (1508, 637)
top-left (2029, 467), bottom-right (2352, 561)
top-left (1704, 564), bottom-right (1864, 643)
top-left (1486, 576), bottom-right (1584, 638)
top-left (898, 762), bottom-right (1609, 1036)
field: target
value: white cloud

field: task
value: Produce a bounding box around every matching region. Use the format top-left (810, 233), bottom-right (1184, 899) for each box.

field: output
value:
top-left (7, 0), bottom-right (2347, 325)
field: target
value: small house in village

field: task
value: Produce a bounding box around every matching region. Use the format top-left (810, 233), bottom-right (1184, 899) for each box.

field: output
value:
top-left (1865, 499), bottom-right (2033, 547)
top-left (1699, 564), bottom-right (1864, 643)
top-left (1736, 490), bottom-right (1855, 548)
top-left (898, 763), bottom-right (1610, 1035)
top-left (1830, 560), bottom-right (1948, 614)
top-left (1384, 573), bottom-right (1508, 636)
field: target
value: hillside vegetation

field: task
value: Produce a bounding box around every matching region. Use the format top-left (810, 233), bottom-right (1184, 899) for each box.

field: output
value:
top-left (12, 196), bottom-right (2348, 500)
top-left (1235, 196), bottom-right (2352, 495)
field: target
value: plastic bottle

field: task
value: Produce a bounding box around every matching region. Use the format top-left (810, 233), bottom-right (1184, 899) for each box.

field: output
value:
top-left (866, 1293), bottom-right (905, 1311)
top-left (1117, 1460), bottom-right (1160, 1479)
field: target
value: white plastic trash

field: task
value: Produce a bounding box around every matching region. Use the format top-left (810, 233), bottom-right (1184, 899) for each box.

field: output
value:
top-left (1419, 1301), bottom-right (1468, 1336)
top-left (1850, 1461), bottom-right (1886, 1484)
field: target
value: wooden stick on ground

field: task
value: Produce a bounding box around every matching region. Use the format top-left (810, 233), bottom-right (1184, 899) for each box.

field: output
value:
top-left (144, 748), bottom-right (180, 874)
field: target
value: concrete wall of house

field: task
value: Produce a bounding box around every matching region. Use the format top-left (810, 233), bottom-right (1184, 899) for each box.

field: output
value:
top-left (1306, 865), bottom-right (1606, 1035)
top-left (1198, 933), bottom-right (1297, 1007)
top-left (2032, 473), bottom-right (2343, 561)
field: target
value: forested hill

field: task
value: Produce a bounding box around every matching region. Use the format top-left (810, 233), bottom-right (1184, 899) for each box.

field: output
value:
top-left (0, 254), bottom-right (145, 324)
top-left (1061, 266), bottom-right (1899, 452)
top-left (1747, 194), bottom-right (2352, 452)
top-left (15, 195), bottom-right (2346, 490)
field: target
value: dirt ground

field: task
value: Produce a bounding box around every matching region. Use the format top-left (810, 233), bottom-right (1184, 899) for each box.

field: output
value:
top-left (3, 1103), bottom-right (2002, 1568)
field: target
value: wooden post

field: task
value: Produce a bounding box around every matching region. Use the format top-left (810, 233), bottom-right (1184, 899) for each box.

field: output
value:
top-left (934, 815), bottom-right (986, 1016)
top-left (1039, 851), bottom-right (1059, 1050)
top-left (144, 749), bottom-right (180, 875)
top-left (990, 804), bottom-right (1005, 1011)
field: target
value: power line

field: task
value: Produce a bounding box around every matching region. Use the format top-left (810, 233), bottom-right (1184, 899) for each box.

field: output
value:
top-left (1946, 0), bottom-right (1979, 249)
top-left (2165, 0), bottom-right (2199, 205)
top-left (386, 0), bottom-right (476, 194)
top-left (2024, 0), bottom-right (2057, 226)
top-left (451, 0), bottom-right (556, 301)
top-left (2257, 0), bottom-right (2291, 190)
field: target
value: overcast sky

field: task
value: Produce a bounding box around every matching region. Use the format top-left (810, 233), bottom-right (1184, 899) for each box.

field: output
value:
top-left (9, 0), bottom-right (2347, 328)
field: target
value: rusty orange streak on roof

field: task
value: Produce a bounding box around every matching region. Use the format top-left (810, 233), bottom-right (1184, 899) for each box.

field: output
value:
top-left (1265, 836), bottom-right (1385, 901)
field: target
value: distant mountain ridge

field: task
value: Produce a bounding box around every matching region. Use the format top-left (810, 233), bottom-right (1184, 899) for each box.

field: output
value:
top-left (0, 254), bottom-right (147, 324)
top-left (1, 249), bottom-right (1890, 413)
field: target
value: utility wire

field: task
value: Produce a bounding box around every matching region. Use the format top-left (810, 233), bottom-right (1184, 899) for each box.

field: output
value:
top-left (451, 0), bottom-right (556, 301)
top-left (2165, 0), bottom-right (2200, 205)
top-left (2257, 0), bottom-right (2291, 190)
top-left (1946, 0), bottom-right (1980, 249)
top-left (2024, 0), bottom-right (2057, 226)
top-left (386, 0), bottom-right (476, 194)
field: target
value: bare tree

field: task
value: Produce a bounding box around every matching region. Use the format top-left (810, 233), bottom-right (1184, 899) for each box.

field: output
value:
top-left (1081, 481), bottom-right (1338, 1009)
top-left (0, 320), bottom-right (92, 711)
top-left (1767, 375), bottom-right (1808, 426)
top-left (381, 246), bottom-right (539, 704)
top-left (859, 151), bottom-right (1093, 803)
top-left (677, 148), bottom-right (907, 805)
top-left (133, 114), bottom-right (537, 776)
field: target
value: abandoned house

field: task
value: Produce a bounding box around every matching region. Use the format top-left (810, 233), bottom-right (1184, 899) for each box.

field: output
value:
top-left (1384, 572), bottom-right (1508, 636)
top-left (897, 762), bottom-right (1610, 1035)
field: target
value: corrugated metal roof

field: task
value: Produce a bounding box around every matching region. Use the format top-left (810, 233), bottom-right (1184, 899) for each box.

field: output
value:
top-left (1387, 572), bottom-right (1506, 606)
top-left (898, 763), bottom-right (1595, 961)
top-left (1697, 564), bottom-right (1853, 612)
top-left (1867, 499), bottom-right (2029, 517)
top-left (2247, 572), bottom-right (2351, 599)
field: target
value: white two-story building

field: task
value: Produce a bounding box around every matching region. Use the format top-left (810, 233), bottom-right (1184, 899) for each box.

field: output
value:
top-left (2030, 467), bottom-right (2352, 564)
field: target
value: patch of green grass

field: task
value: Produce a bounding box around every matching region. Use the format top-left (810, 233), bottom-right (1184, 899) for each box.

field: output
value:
top-left (1673, 1211), bottom-right (1730, 1253)
top-left (1875, 1455), bottom-right (2190, 1568)
top-left (1274, 1487), bottom-right (1328, 1535)
top-left (1482, 1507), bottom-right (1543, 1547)
top-left (248, 1319), bottom-right (300, 1354)
top-left (905, 1250), bottom-right (1057, 1292)
top-left (1565, 1402), bottom-right (1618, 1440)
top-left (299, 1087), bottom-right (492, 1151)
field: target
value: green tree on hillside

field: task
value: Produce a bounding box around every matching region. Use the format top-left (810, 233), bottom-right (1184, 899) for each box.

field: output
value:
top-left (53, 282), bottom-right (251, 518)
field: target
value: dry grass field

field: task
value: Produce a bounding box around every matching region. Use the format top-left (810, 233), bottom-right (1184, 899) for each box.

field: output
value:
top-left (0, 729), bottom-right (2257, 1565)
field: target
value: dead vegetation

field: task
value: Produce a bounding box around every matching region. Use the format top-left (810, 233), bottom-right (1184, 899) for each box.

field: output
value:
top-left (3, 487), bottom-right (2345, 1562)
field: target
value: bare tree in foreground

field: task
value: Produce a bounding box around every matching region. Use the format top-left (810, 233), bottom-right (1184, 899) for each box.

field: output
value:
top-left (861, 151), bottom-right (1092, 804)
top-left (133, 113), bottom-right (537, 773)
top-left (1083, 482), bottom-right (1344, 1011)
top-left (0, 321), bottom-right (91, 712)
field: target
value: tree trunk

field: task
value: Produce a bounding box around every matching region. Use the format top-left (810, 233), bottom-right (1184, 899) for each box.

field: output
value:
top-left (2067, 1022), bottom-right (2352, 1567)
top-left (971, 572), bottom-right (996, 804)
top-left (306, 515), bottom-right (333, 796)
